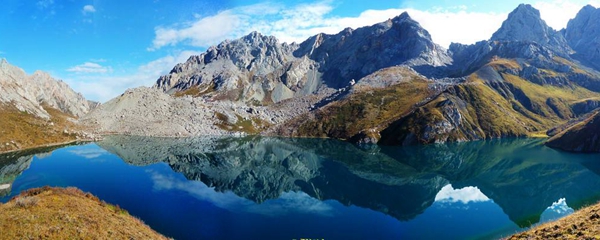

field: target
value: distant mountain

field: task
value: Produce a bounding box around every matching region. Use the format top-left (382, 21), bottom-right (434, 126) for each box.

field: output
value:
top-left (0, 59), bottom-right (93, 152)
top-left (154, 13), bottom-right (451, 104)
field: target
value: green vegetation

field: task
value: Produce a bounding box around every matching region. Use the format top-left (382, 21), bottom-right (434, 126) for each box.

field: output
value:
top-left (0, 186), bottom-right (167, 239)
top-left (502, 73), bottom-right (598, 119)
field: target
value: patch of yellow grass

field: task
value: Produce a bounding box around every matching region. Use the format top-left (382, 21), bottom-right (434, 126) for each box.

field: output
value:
top-left (0, 104), bottom-right (83, 153)
top-left (527, 132), bottom-right (549, 138)
top-left (0, 186), bottom-right (168, 239)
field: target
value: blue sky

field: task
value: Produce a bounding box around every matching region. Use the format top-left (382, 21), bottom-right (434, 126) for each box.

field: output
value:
top-left (1, 0), bottom-right (599, 102)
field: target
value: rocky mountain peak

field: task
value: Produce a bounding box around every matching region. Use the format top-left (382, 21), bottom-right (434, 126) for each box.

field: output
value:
top-left (491, 4), bottom-right (570, 54)
top-left (0, 59), bottom-right (91, 118)
top-left (392, 12), bottom-right (412, 23)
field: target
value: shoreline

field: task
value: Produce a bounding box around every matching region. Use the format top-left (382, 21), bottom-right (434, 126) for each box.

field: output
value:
top-left (0, 139), bottom-right (96, 155)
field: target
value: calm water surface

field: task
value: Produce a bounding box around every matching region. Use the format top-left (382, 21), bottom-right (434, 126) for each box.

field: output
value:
top-left (2, 136), bottom-right (600, 240)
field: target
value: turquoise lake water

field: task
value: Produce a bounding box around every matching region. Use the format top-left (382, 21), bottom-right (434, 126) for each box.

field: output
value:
top-left (2, 136), bottom-right (600, 239)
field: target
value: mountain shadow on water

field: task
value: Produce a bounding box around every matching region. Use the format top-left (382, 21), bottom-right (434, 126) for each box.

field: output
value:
top-left (97, 136), bottom-right (600, 227)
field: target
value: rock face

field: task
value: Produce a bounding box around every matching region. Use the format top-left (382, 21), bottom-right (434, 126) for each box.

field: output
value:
top-left (565, 5), bottom-right (600, 70)
top-left (0, 59), bottom-right (91, 119)
top-left (490, 4), bottom-right (571, 55)
top-left (154, 13), bottom-right (451, 104)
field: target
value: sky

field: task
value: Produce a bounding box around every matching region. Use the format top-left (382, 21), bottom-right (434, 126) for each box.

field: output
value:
top-left (1, 0), bottom-right (599, 102)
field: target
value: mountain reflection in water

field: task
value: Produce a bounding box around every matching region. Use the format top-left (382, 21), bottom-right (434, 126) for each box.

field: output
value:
top-left (2, 136), bottom-right (600, 239)
top-left (97, 136), bottom-right (600, 227)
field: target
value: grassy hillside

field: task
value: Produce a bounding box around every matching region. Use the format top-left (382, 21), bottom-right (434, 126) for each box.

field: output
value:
top-left (0, 186), bottom-right (167, 239)
top-left (381, 62), bottom-right (600, 145)
top-left (280, 67), bottom-right (436, 141)
top-left (0, 104), bottom-right (82, 153)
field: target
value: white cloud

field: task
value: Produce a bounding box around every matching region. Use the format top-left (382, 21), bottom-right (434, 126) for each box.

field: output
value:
top-left (37, 0), bottom-right (54, 9)
top-left (149, 1), bottom-right (600, 50)
top-left (434, 184), bottom-right (490, 204)
top-left (67, 62), bottom-right (112, 74)
top-left (64, 50), bottom-right (201, 102)
top-left (534, 1), bottom-right (589, 30)
top-left (83, 5), bottom-right (96, 14)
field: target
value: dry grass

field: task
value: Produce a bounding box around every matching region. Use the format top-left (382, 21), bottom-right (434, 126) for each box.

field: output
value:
top-left (509, 202), bottom-right (600, 239)
top-left (0, 103), bottom-right (82, 153)
top-left (214, 112), bottom-right (270, 134)
top-left (291, 76), bottom-right (434, 139)
top-left (0, 186), bottom-right (168, 239)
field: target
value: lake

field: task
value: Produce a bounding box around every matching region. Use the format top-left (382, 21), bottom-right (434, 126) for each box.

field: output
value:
top-left (2, 136), bottom-right (600, 239)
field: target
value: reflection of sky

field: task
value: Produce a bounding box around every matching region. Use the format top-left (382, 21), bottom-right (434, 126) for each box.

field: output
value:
top-left (540, 198), bottom-right (574, 222)
top-left (68, 147), bottom-right (109, 159)
top-left (434, 184), bottom-right (490, 204)
top-left (148, 170), bottom-right (334, 216)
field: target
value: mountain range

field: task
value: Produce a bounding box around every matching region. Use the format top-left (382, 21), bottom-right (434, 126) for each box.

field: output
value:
top-left (3, 4), bottom-right (600, 152)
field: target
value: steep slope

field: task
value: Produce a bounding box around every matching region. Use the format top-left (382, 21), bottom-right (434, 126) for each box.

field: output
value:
top-left (545, 111), bottom-right (600, 152)
top-left (0, 59), bottom-right (94, 152)
top-left (565, 5), bottom-right (600, 70)
top-left (295, 12), bottom-right (451, 85)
